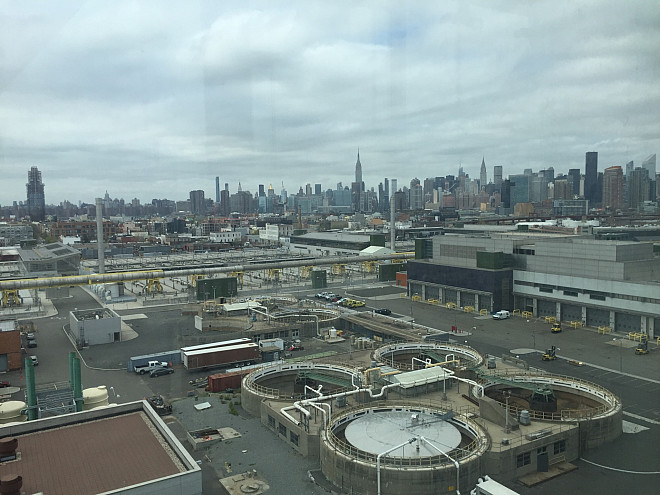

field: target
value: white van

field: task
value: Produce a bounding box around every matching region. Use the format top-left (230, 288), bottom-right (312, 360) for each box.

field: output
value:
top-left (492, 310), bottom-right (510, 320)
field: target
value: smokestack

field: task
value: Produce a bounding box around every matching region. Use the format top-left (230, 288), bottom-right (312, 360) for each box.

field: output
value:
top-left (95, 197), bottom-right (104, 274)
top-left (390, 194), bottom-right (396, 251)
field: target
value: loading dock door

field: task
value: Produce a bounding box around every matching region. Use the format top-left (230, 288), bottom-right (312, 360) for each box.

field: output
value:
top-left (615, 313), bottom-right (641, 333)
top-left (561, 303), bottom-right (582, 322)
top-left (537, 300), bottom-right (556, 318)
top-left (586, 308), bottom-right (610, 327)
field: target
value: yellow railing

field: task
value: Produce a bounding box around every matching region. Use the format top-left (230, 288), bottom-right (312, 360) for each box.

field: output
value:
top-left (570, 321), bottom-right (582, 329)
top-left (544, 316), bottom-right (556, 323)
top-left (597, 326), bottom-right (611, 335)
top-left (446, 302), bottom-right (457, 309)
top-left (464, 305), bottom-right (474, 313)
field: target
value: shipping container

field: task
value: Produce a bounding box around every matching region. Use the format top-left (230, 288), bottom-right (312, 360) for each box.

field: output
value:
top-left (207, 369), bottom-right (250, 392)
top-left (180, 338), bottom-right (251, 354)
top-left (182, 342), bottom-right (259, 371)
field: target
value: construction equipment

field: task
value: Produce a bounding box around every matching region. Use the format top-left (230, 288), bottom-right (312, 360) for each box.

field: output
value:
top-left (551, 322), bottom-right (562, 333)
top-left (542, 345), bottom-right (557, 361)
top-left (635, 335), bottom-right (649, 355)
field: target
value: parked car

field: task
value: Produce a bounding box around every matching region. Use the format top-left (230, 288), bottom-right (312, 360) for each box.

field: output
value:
top-left (27, 339), bottom-right (37, 348)
top-left (374, 308), bottom-right (392, 316)
top-left (30, 355), bottom-right (39, 366)
top-left (0, 381), bottom-right (10, 388)
top-left (150, 367), bottom-right (174, 378)
top-left (26, 333), bottom-right (36, 340)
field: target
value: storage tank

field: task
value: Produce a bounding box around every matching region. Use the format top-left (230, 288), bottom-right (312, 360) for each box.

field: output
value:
top-left (0, 401), bottom-right (27, 424)
top-left (519, 410), bottom-right (531, 426)
top-left (329, 328), bottom-right (338, 339)
top-left (83, 386), bottom-right (109, 410)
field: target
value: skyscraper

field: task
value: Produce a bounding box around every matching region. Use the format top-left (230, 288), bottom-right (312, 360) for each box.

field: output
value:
top-left (189, 190), bottom-right (206, 215)
top-left (355, 149), bottom-right (362, 186)
top-left (480, 157), bottom-right (487, 190)
top-left (568, 169), bottom-right (581, 197)
top-left (584, 151), bottom-right (598, 202)
top-left (602, 166), bottom-right (623, 210)
top-left (215, 177), bottom-right (220, 203)
top-left (641, 154), bottom-right (656, 179)
top-left (629, 168), bottom-right (650, 210)
top-left (493, 166), bottom-right (502, 188)
top-left (26, 166), bottom-right (45, 221)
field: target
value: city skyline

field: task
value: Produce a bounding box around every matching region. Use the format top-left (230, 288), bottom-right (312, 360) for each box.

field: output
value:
top-left (1, 1), bottom-right (659, 205)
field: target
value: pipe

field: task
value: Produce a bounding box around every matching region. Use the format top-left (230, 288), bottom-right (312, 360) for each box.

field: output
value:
top-left (378, 437), bottom-right (416, 495)
top-left (418, 436), bottom-right (460, 495)
top-left (309, 402), bottom-right (328, 427)
top-left (0, 252), bottom-right (414, 290)
top-left (305, 384), bottom-right (323, 398)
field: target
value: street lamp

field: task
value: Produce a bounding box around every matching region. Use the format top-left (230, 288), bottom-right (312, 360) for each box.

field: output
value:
top-left (613, 338), bottom-right (622, 372)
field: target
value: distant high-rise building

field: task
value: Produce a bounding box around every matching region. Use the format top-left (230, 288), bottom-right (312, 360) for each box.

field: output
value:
top-left (585, 152), bottom-right (598, 202)
top-left (602, 166), bottom-right (624, 210)
top-left (554, 179), bottom-right (572, 200)
top-left (314, 183), bottom-right (322, 196)
top-left (26, 166), bottom-right (45, 221)
top-left (258, 184), bottom-right (265, 197)
top-left (215, 176), bottom-right (220, 203)
top-left (642, 154), bottom-right (656, 179)
top-left (189, 190), bottom-right (206, 215)
top-left (355, 149), bottom-right (363, 186)
top-left (409, 184), bottom-right (424, 210)
top-left (509, 174), bottom-right (530, 208)
top-left (493, 166), bottom-right (502, 188)
top-left (625, 161), bottom-right (634, 179)
top-left (629, 168), bottom-right (650, 210)
top-left (480, 157), bottom-right (487, 190)
top-left (567, 169), bottom-right (581, 197)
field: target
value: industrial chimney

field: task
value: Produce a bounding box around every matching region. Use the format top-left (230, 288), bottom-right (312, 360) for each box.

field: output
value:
top-left (95, 197), bottom-right (104, 274)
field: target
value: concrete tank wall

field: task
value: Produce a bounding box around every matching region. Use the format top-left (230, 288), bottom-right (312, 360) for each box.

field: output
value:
top-left (320, 435), bottom-right (483, 495)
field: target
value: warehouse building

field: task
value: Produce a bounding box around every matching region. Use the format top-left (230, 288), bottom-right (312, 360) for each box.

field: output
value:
top-left (408, 234), bottom-right (660, 338)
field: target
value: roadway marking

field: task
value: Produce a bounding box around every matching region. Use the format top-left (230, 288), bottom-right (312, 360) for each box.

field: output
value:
top-left (622, 411), bottom-right (660, 426)
top-left (556, 354), bottom-right (660, 385)
top-left (122, 314), bottom-right (148, 320)
top-left (581, 458), bottom-right (660, 474)
top-left (622, 420), bottom-right (649, 434)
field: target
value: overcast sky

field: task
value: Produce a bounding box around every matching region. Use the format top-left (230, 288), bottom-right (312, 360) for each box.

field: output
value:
top-left (1, 1), bottom-right (659, 206)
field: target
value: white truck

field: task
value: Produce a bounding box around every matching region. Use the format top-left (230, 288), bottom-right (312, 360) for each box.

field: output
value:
top-left (492, 310), bottom-right (511, 320)
top-left (134, 360), bottom-right (168, 375)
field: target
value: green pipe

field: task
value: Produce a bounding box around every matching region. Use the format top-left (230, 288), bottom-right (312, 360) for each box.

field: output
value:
top-left (73, 356), bottom-right (83, 412)
top-left (25, 357), bottom-right (38, 421)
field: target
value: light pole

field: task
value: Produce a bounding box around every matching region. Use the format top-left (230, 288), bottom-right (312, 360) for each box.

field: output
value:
top-left (613, 338), bottom-right (622, 372)
top-left (505, 390), bottom-right (511, 433)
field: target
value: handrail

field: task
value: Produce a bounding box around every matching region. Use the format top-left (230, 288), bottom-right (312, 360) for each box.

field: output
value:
top-left (323, 401), bottom-right (489, 467)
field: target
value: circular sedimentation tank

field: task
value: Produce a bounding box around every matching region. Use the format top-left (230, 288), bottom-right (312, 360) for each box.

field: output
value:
top-left (320, 403), bottom-right (489, 495)
top-left (373, 342), bottom-right (484, 371)
top-left (478, 372), bottom-right (622, 449)
top-left (241, 362), bottom-right (360, 416)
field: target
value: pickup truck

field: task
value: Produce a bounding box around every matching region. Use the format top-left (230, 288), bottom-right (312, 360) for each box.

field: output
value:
top-left (134, 360), bottom-right (169, 375)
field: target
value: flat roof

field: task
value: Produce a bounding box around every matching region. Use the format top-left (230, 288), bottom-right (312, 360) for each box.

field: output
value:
top-left (183, 342), bottom-right (257, 356)
top-left (0, 403), bottom-right (198, 495)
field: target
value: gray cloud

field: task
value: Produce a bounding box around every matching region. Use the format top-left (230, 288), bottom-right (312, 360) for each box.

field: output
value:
top-left (1, 0), bottom-right (659, 206)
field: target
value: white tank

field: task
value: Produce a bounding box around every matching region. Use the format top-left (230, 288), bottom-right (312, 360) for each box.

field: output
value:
top-left (83, 386), bottom-right (109, 410)
top-left (329, 328), bottom-right (338, 339)
top-left (0, 401), bottom-right (27, 423)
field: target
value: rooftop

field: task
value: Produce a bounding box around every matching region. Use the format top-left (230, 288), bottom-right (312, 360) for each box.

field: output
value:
top-left (0, 402), bottom-right (199, 495)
